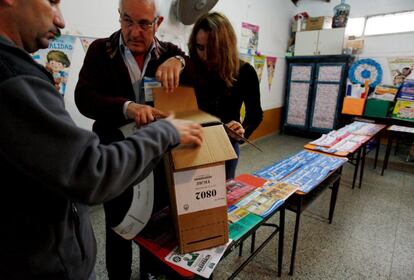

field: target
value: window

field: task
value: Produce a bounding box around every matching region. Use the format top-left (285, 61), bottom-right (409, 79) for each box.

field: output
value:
top-left (345, 17), bottom-right (365, 37)
top-left (345, 10), bottom-right (414, 37)
top-left (365, 10), bottom-right (414, 35)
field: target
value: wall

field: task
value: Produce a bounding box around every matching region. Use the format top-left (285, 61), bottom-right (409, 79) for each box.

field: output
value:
top-left (59, 0), bottom-right (296, 132)
top-left (296, 0), bottom-right (414, 84)
top-left (296, 0), bottom-right (414, 18)
top-left (56, 0), bottom-right (414, 136)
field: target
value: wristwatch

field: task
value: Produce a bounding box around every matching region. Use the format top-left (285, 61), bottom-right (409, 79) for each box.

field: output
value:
top-left (174, 55), bottom-right (186, 70)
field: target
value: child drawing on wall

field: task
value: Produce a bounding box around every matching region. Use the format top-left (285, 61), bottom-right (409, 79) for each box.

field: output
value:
top-left (45, 50), bottom-right (71, 95)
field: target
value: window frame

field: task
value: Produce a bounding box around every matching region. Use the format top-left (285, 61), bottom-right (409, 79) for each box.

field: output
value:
top-left (346, 9), bottom-right (414, 38)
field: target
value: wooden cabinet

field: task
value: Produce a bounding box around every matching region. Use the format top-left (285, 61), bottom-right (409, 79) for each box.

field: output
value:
top-left (294, 28), bottom-right (345, 56)
top-left (283, 55), bottom-right (352, 135)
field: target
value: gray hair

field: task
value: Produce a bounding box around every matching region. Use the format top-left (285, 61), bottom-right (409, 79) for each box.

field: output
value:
top-left (118, 0), bottom-right (161, 17)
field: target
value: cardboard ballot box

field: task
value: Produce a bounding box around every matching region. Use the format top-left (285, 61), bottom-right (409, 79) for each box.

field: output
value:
top-left (153, 87), bottom-right (237, 253)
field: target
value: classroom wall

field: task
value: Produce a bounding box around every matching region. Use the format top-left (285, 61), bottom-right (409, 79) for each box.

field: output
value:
top-left (296, 0), bottom-right (414, 84)
top-left (296, 0), bottom-right (414, 18)
top-left (60, 0), bottom-right (296, 132)
top-left (60, 0), bottom-right (413, 135)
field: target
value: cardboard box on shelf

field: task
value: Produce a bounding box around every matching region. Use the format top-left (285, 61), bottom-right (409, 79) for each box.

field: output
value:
top-left (345, 38), bottom-right (364, 55)
top-left (305, 16), bottom-right (332, 31)
top-left (153, 87), bottom-right (237, 253)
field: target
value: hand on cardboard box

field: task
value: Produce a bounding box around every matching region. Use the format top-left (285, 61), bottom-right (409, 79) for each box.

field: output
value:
top-left (165, 113), bottom-right (203, 146)
top-left (155, 56), bottom-right (184, 93)
top-left (127, 102), bottom-right (167, 128)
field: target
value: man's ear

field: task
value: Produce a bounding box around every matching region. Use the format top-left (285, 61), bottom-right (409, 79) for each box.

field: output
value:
top-left (156, 16), bottom-right (164, 27)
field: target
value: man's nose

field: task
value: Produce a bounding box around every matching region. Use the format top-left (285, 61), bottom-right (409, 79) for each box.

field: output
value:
top-left (129, 24), bottom-right (145, 36)
top-left (55, 7), bottom-right (65, 29)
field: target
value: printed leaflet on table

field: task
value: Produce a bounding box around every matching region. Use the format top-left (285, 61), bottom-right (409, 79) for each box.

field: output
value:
top-left (232, 181), bottom-right (297, 218)
top-left (165, 240), bottom-right (232, 279)
top-left (281, 153), bottom-right (347, 193)
top-left (229, 213), bottom-right (262, 241)
top-left (254, 151), bottom-right (347, 193)
top-left (254, 150), bottom-right (320, 181)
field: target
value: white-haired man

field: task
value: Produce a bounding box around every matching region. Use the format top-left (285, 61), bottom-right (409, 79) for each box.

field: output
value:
top-left (75, 0), bottom-right (189, 279)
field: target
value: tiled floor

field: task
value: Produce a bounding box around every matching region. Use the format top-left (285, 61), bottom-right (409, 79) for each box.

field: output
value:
top-left (91, 133), bottom-right (414, 280)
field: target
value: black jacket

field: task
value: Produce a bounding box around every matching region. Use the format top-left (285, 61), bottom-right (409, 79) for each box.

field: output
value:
top-left (75, 30), bottom-right (186, 144)
top-left (0, 36), bottom-right (180, 280)
top-left (182, 60), bottom-right (263, 139)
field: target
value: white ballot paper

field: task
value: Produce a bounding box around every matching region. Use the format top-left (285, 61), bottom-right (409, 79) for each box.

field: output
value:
top-left (113, 122), bottom-right (155, 239)
top-left (165, 240), bottom-right (232, 278)
top-left (112, 173), bottom-right (154, 240)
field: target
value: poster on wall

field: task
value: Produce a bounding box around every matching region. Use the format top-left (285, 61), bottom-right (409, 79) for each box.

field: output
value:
top-left (266, 56), bottom-right (277, 92)
top-left (32, 35), bottom-right (76, 96)
top-left (387, 57), bottom-right (414, 87)
top-left (240, 53), bottom-right (252, 64)
top-left (79, 36), bottom-right (97, 53)
top-left (253, 54), bottom-right (265, 82)
top-left (240, 22), bottom-right (259, 54)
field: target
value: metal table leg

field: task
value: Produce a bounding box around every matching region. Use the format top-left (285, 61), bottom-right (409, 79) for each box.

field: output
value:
top-left (278, 207), bottom-right (285, 277)
top-left (374, 134), bottom-right (380, 169)
top-left (329, 169), bottom-right (341, 224)
top-left (381, 131), bottom-right (393, 176)
top-left (352, 148), bottom-right (361, 189)
top-left (289, 196), bottom-right (303, 276)
top-left (359, 144), bottom-right (366, 188)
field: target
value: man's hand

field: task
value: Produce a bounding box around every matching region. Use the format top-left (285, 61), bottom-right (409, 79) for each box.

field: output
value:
top-left (155, 56), bottom-right (184, 93)
top-left (226, 121), bottom-right (245, 138)
top-left (127, 102), bottom-right (166, 127)
top-left (165, 114), bottom-right (203, 146)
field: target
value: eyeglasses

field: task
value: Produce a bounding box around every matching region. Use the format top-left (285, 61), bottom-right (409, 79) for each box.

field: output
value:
top-left (120, 13), bottom-right (158, 31)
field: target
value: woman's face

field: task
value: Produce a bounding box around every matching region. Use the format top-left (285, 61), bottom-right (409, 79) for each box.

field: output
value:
top-left (195, 29), bottom-right (209, 63)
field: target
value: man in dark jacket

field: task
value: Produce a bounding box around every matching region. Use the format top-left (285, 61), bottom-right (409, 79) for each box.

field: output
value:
top-left (75, 0), bottom-right (188, 279)
top-left (0, 1), bottom-right (202, 280)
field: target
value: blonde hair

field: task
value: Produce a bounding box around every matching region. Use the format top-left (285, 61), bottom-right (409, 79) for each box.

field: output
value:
top-left (188, 12), bottom-right (240, 87)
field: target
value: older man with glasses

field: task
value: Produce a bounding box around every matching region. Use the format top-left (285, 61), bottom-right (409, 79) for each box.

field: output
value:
top-left (75, 0), bottom-right (187, 279)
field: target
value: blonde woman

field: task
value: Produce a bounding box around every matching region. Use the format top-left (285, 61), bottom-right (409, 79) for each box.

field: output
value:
top-left (185, 12), bottom-right (263, 179)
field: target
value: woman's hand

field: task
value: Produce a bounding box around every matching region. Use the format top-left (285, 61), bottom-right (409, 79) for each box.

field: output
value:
top-left (226, 121), bottom-right (245, 138)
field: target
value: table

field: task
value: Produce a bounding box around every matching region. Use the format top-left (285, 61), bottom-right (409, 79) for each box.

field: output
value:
top-left (134, 193), bottom-right (286, 279)
top-left (221, 206), bottom-right (285, 279)
top-left (381, 125), bottom-right (414, 175)
top-left (253, 150), bottom-right (347, 275)
top-left (286, 167), bottom-right (342, 275)
top-left (304, 121), bottom-right (386, 188)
